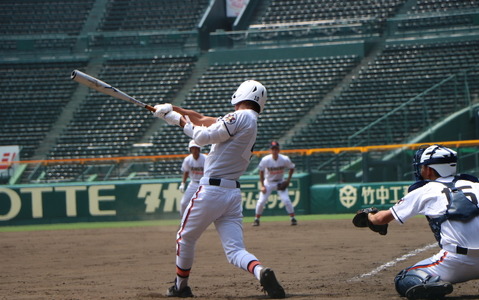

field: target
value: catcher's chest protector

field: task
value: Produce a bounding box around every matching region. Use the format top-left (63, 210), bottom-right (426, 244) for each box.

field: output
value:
top-left (427, 179), bottom-right (479, 245)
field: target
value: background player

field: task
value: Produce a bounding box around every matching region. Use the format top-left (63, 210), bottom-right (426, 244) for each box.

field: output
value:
top-left (353, 144), bottom-right (479, 299)
top-left (178, 140), bottom-right (206, 217)
top-left (253, 141), bottom-right (297, 226)
top-left (153, 80), bottom-right (286, 298)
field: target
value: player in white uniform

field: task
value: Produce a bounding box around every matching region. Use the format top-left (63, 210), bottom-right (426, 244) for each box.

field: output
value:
top-left (178, 140), bottom-right (206, 217)
top-left (253, 141), bottom-right (297, 226)
top-left (360, 145), bottom-right (479, 300)
top-left (153, 80), bottom-right (286, 299)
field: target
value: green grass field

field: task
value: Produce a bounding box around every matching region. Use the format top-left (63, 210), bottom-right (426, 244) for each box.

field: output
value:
top-left (0, 214), bottom-right (353, 232)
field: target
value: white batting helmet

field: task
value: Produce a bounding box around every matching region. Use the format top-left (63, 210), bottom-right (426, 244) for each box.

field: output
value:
top-left (231, 80), bottom-right (267, 113)
top-left (188, 140), bottom-right (200, 150)
top-left (413, 144), bottom-right (457, 179)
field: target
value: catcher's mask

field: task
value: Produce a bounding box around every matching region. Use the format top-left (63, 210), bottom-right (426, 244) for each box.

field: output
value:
top-left (413, 144), bottom-right (457, 181)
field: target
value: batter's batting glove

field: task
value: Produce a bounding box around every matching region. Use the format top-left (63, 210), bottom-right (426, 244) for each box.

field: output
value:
top-left (153, 103), bottom-right (172, 118)
top-left (352, 207), bottom-right (388, 235)
top-left (179, 182), bottom-right (185, 193)
top-left (183, 115), bottom-right (194, 138)
top-left (163, 111), bottom-right (182, 126)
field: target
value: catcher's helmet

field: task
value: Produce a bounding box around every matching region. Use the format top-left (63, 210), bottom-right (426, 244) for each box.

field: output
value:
top-left (413, 144), bottom-right (457, 180)
top-left (231, 80), bottom-right (267, 113)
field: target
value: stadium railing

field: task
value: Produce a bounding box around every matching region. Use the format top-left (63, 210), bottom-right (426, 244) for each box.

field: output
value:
top-left (347, 64), bottom-right (479, 148)
top-left (3, 140), bottom-right (479, 185)
top-left (210, 19), bottom-right (379, 49)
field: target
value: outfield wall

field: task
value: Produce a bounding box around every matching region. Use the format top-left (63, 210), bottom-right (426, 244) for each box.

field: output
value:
top-left (0, 173), bottom-right (411, 226)
top-left (311, 181), bottom-right (411, 214)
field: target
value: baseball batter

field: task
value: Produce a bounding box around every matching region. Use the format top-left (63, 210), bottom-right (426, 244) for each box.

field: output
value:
top-left (253, 141), bottom-right (297, 226)
top-left (178, 140), bottom-right (206, 217)
top-left (354, 145), bottom-right (479, 299)
top-left (153, 80), bottom-right (286, 299)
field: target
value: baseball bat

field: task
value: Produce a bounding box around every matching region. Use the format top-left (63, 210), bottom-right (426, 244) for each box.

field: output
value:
top-left (71, 69), bottom-right (156, 112)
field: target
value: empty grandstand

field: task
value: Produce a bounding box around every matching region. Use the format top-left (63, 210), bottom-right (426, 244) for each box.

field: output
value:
top-left (1, 0), bottom-right (479, 184)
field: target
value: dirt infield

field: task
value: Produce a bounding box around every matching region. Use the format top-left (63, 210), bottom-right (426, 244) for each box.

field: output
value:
top-left (2, 217), bottom-right (478, 300)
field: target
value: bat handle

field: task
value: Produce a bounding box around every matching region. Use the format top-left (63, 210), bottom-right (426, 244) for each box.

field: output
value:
top-left (146, 105), bottom-right (156, 112)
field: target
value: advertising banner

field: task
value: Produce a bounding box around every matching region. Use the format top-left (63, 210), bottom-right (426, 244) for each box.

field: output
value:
top-left (226, 0), bottom-right (249, 17)
top-left (310, 182), bottom-right (412, 214)
top-left (0, 146), bottom-right (19, 184)
top-left (0, 174), bottom-right (310, 225)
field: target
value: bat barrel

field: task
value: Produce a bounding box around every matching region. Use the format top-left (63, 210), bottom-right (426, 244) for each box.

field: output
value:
top-left (70, 69), bottom-right (157, 112)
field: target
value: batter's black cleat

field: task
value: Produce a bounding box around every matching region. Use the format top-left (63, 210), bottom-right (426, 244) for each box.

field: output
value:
top-left (253, 219), bottom-right (260, 226)
top-left (291, 218), bottom-right (297, 226)
top-left (166, 285), bottom-right (194, 298)
top-left (260, 268), bottom-right (286, 299)
top-left (405, 281), bottom-right (453, 300)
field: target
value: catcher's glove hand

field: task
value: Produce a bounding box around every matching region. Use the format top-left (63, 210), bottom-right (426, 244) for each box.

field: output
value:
top-left (352, 207), bottom-right (388, 235)
top-left (277, 181), bottom-right (289, 191)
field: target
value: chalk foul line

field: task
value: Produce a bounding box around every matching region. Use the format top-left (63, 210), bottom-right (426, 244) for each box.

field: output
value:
top-left (347, 243), bottom-right (437, 282)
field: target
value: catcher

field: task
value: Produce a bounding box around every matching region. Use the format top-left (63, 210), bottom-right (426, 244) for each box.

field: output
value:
top-left (253, 141), bottom-right (297, 226)
top-left (353, 145), bottom-right (479, 300)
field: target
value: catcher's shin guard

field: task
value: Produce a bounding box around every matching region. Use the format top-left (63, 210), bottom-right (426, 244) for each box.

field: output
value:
top-left (405, 282), bottom-right (453, 300)
top-left (394, 268), bottom-right (453, 299)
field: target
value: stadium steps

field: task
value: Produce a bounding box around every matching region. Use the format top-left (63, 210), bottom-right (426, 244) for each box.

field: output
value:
top-left (31, 56), bottom-right (106, 161)
top-left (280, 39), bottom-right (387, 148)
top-left (278, 0), bottom-right (417, 149)
top-left (135, 53), bottom-right (209, 147)
top-left (247, 0), bottom-right (273, 27)
top-left (73, 0), bottom-right (110, 53)
top-left (120, 54), bottom-right (209, 178)
top-left (19, 57), bottom-right (103, 183)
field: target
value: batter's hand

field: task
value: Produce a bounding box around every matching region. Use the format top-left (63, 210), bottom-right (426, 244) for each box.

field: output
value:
top-left (153, 103), bottom-right (172, 118)
top-left (352, 207), bottom-right (388, 235)
top-left (179, 182), bottom-right (185, 193)
top-left (260, 186), bottom-right (267, 194)
top-left (183, 115), bottom-right (194, 137)
top-left (163, 111), bottom-right (181, 126)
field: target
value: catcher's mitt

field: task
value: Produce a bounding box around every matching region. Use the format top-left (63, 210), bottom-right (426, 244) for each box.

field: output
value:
top-left (277, 181), bottom-right (289, 191)
top-left (352, 207), bottom-right (388, 235)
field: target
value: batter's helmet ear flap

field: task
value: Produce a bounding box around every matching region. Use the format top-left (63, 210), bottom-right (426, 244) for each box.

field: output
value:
top-left (231, 80), bottom-right (267, 112)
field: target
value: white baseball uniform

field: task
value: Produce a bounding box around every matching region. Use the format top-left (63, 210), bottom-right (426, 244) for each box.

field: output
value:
top-left (255, 154), bottom-right (296, 216)
top-left (175, 109), bottom-right (264, 284)
top-left (391, 176), bottom-right (479, 283)
top-left (180, 153), bottom-right (206, 217)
